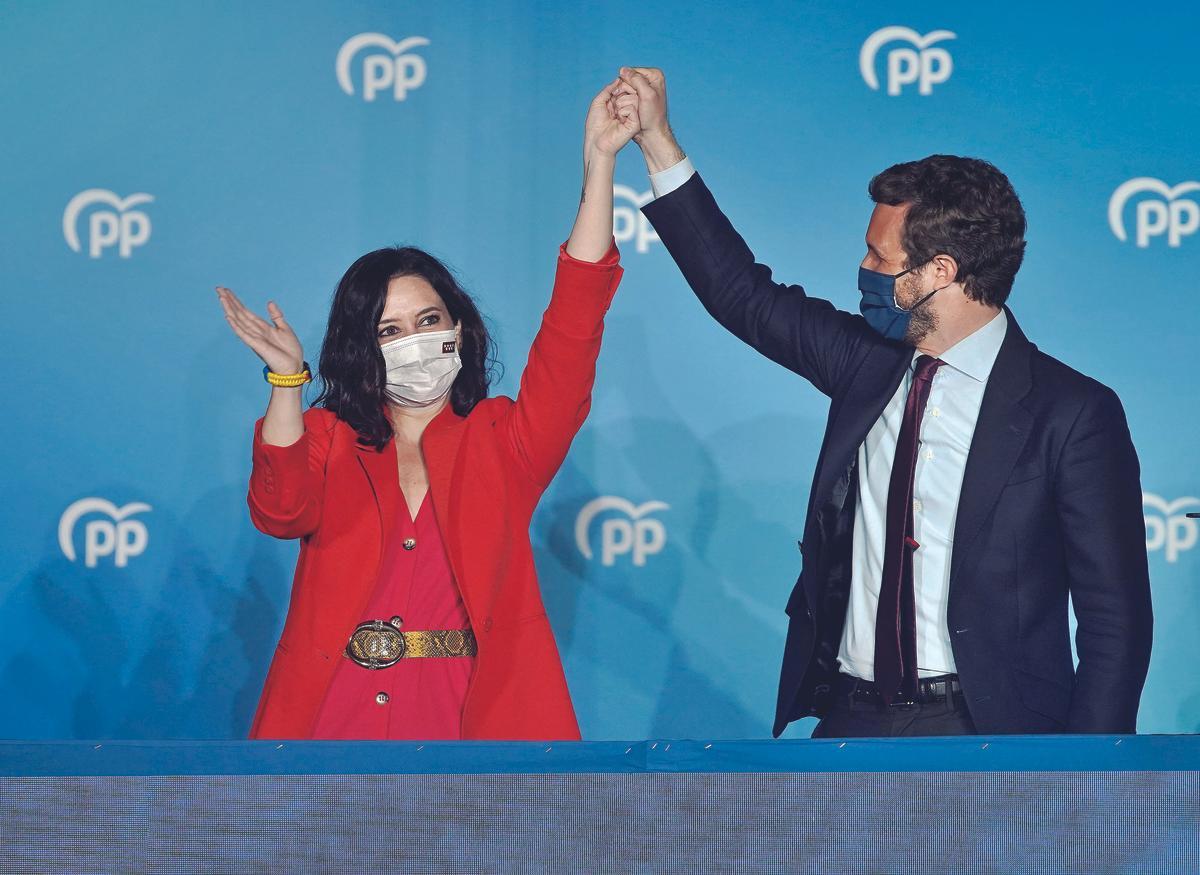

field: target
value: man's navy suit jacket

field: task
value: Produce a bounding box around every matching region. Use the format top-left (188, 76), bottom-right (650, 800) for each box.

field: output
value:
top-left (642, 173), bottom-right (1153, 736)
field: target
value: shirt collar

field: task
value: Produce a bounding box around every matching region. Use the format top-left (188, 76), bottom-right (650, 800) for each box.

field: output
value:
top-left (912, 309), bottom-right (1008, 383)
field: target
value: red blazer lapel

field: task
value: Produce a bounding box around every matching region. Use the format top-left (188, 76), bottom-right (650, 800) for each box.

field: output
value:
top-left (355, 404), bottom-right (467, 579)
top-left (355, 437), bottom-right (399, 569)
top-left (421, 404), bottom-right (468, 518)
top-left (420, 404), bottom-right (473, 613)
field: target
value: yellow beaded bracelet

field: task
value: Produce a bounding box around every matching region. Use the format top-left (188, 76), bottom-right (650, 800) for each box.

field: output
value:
top-left (263, 362), bottom-right (312, 387)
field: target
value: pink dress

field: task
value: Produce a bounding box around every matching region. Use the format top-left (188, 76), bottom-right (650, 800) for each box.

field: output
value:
top-left (310, 493), bottom-right (475, 739)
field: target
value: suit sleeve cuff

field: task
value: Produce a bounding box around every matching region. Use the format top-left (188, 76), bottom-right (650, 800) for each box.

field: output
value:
top-left (549, 240), bottom-right (624, 334)
top-left (558, 237), bottom-right (620, 268)
top-left (650, 156), bottom-right (696, 199)
top-left (252, 417), bottom-right (309, 467)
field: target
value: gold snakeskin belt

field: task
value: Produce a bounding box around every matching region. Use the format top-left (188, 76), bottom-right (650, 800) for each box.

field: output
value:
top-left (344, 618), bottom-right (477, 669)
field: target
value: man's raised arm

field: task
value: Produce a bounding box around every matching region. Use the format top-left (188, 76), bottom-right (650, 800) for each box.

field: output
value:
top-left (621, 66), bottom-right (875, 398)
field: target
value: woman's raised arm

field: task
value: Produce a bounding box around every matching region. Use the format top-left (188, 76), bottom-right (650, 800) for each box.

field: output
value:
top-left (565, 78), bottom-right (641, 261)
top-left (500, 80), bottom-right (637, 487)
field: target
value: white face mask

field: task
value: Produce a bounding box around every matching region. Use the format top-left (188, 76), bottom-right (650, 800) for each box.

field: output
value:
top-left (380, 327), bottom-right (462, 408)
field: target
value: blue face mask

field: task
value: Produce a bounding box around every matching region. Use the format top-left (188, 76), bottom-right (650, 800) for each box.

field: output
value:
top-left (858, 263), bottom-right (943, 341)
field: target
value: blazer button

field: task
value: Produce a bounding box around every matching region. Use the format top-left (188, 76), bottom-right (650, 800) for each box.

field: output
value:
top-left (484, 618), bottom-right (493, 632)
top-left (375, 692), bottom-right (390, 705)
top-left (403, 538), bottom-right (417, 551)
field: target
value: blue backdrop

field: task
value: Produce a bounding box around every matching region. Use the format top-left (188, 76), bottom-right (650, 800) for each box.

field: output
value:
top-left (2, 0), bottom-right (1197, 740)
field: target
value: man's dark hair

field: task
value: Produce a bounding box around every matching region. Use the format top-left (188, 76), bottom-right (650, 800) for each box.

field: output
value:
top-left (868, 155), bottom-right (1027, 307)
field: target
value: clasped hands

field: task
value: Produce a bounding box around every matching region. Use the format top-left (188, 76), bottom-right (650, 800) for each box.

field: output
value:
top-left (584, 67), bottom-right (683, 172)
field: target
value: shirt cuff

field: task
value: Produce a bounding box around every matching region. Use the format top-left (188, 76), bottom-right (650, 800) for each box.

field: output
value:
top-left (649, 156), bottom-right (696, 199)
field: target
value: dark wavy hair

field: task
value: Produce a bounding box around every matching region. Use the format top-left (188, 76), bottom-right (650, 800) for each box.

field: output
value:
top-left (312, 247), bottom-right (498, 450)
top-left (868, 155), bottom-right (1027, 307)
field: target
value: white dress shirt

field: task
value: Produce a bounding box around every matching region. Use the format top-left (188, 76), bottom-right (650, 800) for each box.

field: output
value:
top-left (648, 157), bottom-right (1009, 680)
top-left (838, 312), bottom-right (1007, 680)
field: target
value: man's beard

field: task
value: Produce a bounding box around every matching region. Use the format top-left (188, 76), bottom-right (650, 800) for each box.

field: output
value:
top-left (899, 271), bottom-right (938, 346)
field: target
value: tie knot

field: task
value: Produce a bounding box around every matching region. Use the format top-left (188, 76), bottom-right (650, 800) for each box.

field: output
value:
top-left (914, 355), bottom-right (943, 382)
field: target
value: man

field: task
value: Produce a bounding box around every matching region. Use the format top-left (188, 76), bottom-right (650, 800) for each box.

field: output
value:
top-left (618, 67), bottom-right (1152, 737)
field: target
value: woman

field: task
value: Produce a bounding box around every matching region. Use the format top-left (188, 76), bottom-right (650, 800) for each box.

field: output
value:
top-left (216, 80), bottom-right (639, 740)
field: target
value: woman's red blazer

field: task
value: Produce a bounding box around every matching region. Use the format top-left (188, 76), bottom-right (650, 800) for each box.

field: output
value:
top-left (245, 243), bottom-right (622, 739)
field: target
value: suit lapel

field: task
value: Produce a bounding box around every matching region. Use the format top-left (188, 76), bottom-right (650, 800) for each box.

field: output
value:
top-left (803, 342), bottom-right (910, 605)
top-left (949, 309), bottom-right (1035, 582)
top-left (822, 343), bottom-right (912, 490)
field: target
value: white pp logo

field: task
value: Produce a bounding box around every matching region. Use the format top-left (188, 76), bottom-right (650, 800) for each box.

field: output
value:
top-left (860, 26), bottom-right (956, 96)
top-left (336, 33), bottom-right (430, 102)
top-left (1109, 178), bottom-right (1200, 248)
top-left (575, 496), bottom-right (669, 567)
top-left (613, 185), bottom-right (660, 254)
top-left (59, 498), bottom-right (152, 568)
top-left (63, 189), bottom-right (154, 258)
top-left (1143, 493), bottom-right (1199, 563)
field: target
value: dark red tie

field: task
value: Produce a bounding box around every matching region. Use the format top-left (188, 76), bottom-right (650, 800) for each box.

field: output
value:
top-left (874, 354), bottom-right (943, 703)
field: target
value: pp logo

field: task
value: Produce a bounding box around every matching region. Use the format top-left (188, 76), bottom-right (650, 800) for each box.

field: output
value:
top-left (613, 185), bottom-right (660, 254)
top-left (63, 189), bottom-right (153, 258)
top-left (860, 26), bottom-right (956, 96)
top-left (336, 32), bottom-right (430, 102)
top-left (575, 496), bottom-right (669, 567)
top-left (58, 498), bottom-right (152, 568)
top-left (1108, 178), bottom-right (1200, 248)
top-left (1143, 493), bottom-right (1199, 563)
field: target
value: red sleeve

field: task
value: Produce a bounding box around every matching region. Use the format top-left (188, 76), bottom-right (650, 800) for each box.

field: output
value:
top-left (247, 408), bottom-right (337, 539)
top-left (500, 239), bottom-right (623, 488)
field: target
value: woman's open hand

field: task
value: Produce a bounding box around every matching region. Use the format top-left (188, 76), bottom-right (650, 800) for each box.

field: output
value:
top-left (216, 286), bottom-right (305, 376)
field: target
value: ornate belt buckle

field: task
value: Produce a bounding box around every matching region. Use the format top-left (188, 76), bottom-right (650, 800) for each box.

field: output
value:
top-left (346, 618), bottom-right (406, 669)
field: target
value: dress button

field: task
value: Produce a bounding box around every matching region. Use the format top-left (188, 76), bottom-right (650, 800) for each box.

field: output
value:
top-left (389, 616), bottom-right (404, 629)
top-left (375, 692), bottom-right (389, 705)
top-left (403, 538), bottom-right (417, 551)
